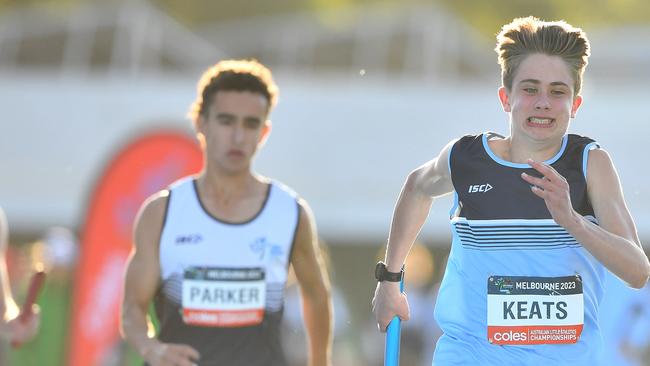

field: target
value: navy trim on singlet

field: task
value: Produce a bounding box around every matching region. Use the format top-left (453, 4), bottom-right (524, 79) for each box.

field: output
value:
top-left (582, 142), bottom-right (600, 179)
top-left (191, 179), bottom-right (272, 225)
top-left (482, 132), bottom-right (569, 168)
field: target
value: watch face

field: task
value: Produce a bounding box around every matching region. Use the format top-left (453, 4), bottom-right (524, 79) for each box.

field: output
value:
top-left (375, 262), bottom-right (385, 280)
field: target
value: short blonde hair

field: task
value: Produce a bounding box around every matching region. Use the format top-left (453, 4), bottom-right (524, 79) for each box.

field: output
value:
top-left (495, 16), bottom-right (590, 95)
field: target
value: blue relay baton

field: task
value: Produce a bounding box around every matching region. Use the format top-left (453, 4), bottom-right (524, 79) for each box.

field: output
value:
top-left (384, 276), bottom-right (405, 366)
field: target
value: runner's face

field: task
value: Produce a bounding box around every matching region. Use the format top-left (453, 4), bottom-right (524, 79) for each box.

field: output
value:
top-left (499, 53), bottom-right (582, 143)
top-left (198, 91), bottom-right (270, 174)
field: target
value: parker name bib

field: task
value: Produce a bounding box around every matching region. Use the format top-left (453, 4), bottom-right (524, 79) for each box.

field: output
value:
top-left (182, 267), bottom-right (266, 327)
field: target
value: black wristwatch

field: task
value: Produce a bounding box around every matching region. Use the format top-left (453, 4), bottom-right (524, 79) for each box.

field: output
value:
top-left (374, 261), bottom-right (404, 282)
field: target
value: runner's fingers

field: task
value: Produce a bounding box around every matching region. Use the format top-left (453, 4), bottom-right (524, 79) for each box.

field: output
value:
top-left (162, 345), bottom-right (199, 366)
top-left (377, 300), bottom-right (409, 332)
top-left (166, 357), bottom-right (191, 366)
top-left (531, 162), bottom-right (569, 191)
top-left (521, 172), bottom-right (550, 189)
top-left (522, 174), bottom-right (559, 194)
top-left (527, 159), bottom-right (562, 182)
top-left (399, 294), bottom-right (410, 321)
top-left (167, 353), bottom-right (194, 366)
top-left (524, 174), bottom-right (569, 195)
top-left (378, 316), bottom-right (391, 332)
top-left (541, 166), bottom-right (569, 190)
top-left (379, 302), bottom-right (405, 332)
top-left (178, 345), bottom-right (200, 361)
top-left (176, 359), bottom-right (198, 366)
top-left (530, 185), bottom-right (547, 198)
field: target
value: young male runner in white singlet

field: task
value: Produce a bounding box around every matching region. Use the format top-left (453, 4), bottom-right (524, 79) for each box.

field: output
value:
top-left (121, 60), bottom-right (332, 366)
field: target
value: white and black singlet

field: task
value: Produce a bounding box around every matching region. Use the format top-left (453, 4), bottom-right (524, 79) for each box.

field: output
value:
top-left (152, 177), bottom-right (299, 366)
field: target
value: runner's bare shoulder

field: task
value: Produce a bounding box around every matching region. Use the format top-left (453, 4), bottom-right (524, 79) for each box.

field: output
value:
top-left (134, 190), bottom-right (170, 248)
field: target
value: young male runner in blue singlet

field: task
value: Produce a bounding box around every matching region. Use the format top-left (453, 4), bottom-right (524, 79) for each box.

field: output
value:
top-left (372, 16), bottom-right (650, 365)
top-left (121, 60), bottom-right (333, 366)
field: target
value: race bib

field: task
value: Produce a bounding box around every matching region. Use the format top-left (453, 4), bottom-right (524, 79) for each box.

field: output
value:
top-left (487, 275), bottom-right (583, 345)
top-left (182, 267), bottom-right (266, 327)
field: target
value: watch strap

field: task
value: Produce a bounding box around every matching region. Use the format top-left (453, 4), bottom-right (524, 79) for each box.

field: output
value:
top-left (375, 261), bottom-right (404, 282)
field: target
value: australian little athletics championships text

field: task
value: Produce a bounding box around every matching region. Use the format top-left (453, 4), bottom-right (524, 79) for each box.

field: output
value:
top-left (529, 328), bottom-right (577, 341)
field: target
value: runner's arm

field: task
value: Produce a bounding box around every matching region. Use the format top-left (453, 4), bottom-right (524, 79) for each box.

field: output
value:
top-left (291, 200), bottom-right (332, 366)
top-left (120, 192), bottom-right (200, 366)
top-left (373, 140), bottom-right (455, 332)
top-left (523, 149), bottom-right (649, 288)
top-left (580, 149), bottom-right (649, 288)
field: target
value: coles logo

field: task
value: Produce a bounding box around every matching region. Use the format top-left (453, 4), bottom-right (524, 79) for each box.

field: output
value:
top-left (492, 331), bottom-right (527, 342)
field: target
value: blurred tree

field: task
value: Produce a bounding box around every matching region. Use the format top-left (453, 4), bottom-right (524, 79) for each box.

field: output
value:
top-left (1, 0), bottom-right (647, 31)
top-left (0, 0), bottom-right (83, 12)
top-left (148, 0), bottom-right (649, 32)
top-left (436, 0), bottom-right (650, 35)
top-left (150, 0), bottom-right (395, 26)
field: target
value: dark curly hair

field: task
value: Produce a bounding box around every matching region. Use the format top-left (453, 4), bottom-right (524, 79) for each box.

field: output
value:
top-left (188, 59), bottom-right (278, 124)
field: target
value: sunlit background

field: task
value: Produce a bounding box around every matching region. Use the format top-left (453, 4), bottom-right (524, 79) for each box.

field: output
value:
top-left (1, 0), bottom-right (649, 365)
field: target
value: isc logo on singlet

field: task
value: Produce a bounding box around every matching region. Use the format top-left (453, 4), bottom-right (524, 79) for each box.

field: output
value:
top-left (468, 183), bottom-right (493, 193)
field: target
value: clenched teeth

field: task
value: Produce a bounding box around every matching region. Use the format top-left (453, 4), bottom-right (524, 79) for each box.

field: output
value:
top-left (527, 117), bottom-right (553, 124)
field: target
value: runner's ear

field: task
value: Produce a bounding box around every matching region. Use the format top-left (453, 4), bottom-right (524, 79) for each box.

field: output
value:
top-left (258, 120), bottom-right (272, 147)
top-left (498, 87), bottom-right (511, 113)
top-left (570, 95), bottom-right (582, 118)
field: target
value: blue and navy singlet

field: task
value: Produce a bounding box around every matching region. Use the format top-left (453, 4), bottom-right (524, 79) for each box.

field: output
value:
top-left (433, 133), bottom-right (606, 365)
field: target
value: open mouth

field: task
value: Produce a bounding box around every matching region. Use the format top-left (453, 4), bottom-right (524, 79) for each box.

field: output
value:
top-left (527, 117), bottom-right (554, 127)
top-left (227, 150), bottom-right (245, 157)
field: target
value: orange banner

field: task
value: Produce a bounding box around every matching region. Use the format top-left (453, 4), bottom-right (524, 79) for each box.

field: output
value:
top-left (68, 131), bottom-right (202, 366)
